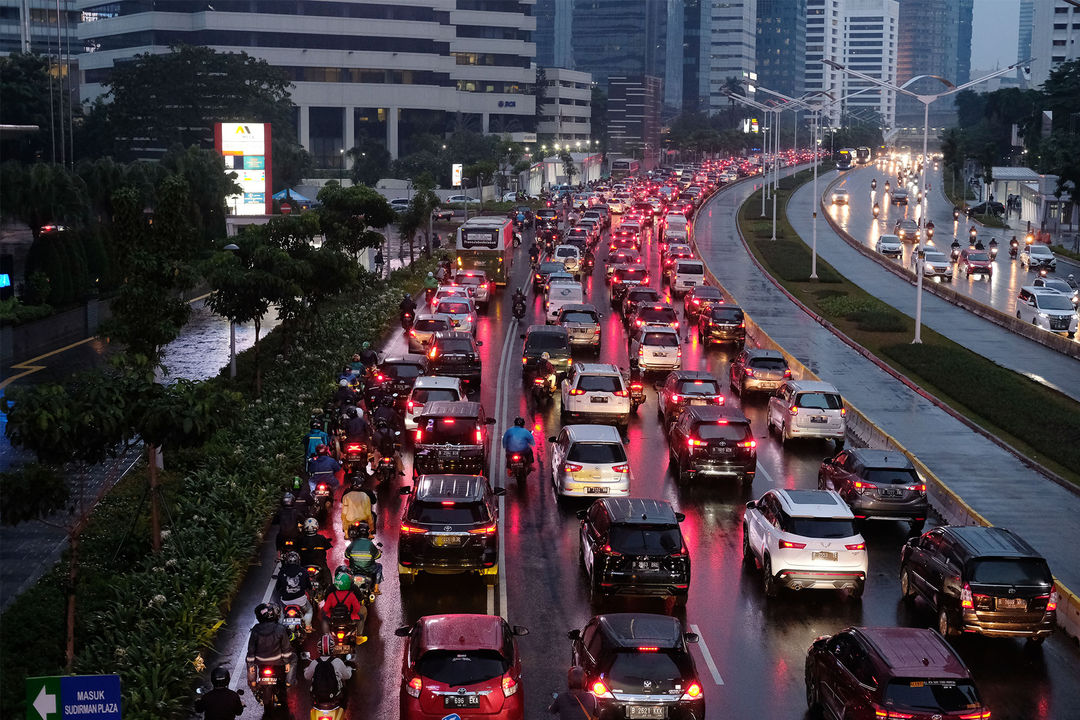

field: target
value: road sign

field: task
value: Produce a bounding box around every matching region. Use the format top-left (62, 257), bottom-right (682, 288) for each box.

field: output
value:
top-left (26, 675), bottom-right (121, 720)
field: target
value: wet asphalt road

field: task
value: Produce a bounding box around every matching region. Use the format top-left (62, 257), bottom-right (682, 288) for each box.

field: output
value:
top-left (207, 179), bottom-right (1080, 720)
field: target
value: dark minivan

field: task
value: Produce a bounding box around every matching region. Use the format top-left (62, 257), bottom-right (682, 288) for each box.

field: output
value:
top-left (698, 305), bottom-right (745, 346)
top-left (668, 406), bottom-right (756, 485)
top-left (412, 401), bottom-right (495, 478)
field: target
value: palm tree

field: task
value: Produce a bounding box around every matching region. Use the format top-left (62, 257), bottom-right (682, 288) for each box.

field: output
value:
top-left (722, 76), bottom-right (744, 128)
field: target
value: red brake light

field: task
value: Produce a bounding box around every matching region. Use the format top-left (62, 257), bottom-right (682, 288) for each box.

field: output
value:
top-left (874, 709), bottom-right (915, 719)
top-left (569, 388), bottom-right (586, 395)
top-left (346, 444), bottom-right (361, 452)
top-left (501, 674), bottom-right (519, 697)
top-left (852, 480), bottom-right (877, 491)
top-left (601, 543), bottom-right (621, 556)
top-left (415, 429), bottom-right (422, 443)
top-left (1047, 587), bottom-right (1058, 612)
top-left (475, 429), bottom-right (483, 443)
top-left (565, 463), bottom-right (583, 472)
top-left (469, 523), bottom-right (497, 535)
top-left (961, 583), bottom-right (974, 609)
top-left (779, 540), bottom-right (807, 549)
top-left (511, 454), bottom-right (521, 461)
top-left (407, 676), bottom-right (423, 697)
top-left (845, 542), bottom-right (866, 551)
top-left (316, 484), bottom-right (327, 491)
top-left (736, 440), bottom-right (757, 449)
top-left (591, 680), bottom-right (610, 697)
top-left (683, 682), bottom-right (703, 699)
top-left (906, 483), bottom-right (927, 493)
top-left (637, 646), bottom-right (658, 652)
top-left (613, 390), bottom-right (628, 397)
top-left (670, 393), bottom-right (681, 403)
top-left (783, 368), bottom-right (792, 378)
top-left (262, 667), bottom-right (273, 676)
top-left (957, 712), bottom-right (991, 720)
top-left (687, 437), bottom-right (705, 448)
top-left (400, 523), bottom-right (428, 534)
top-left (612, 464), bottom-right (630, 473)
top-left (788, 405), bottom-right (798, 415)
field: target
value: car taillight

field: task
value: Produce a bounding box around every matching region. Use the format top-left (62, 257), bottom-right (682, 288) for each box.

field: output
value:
top-left (511, 454), bottom-right (521, 462)
top-left (957, 712), bottom-right (991, 720)
top-left (400, 523), bottom-right (428, 534)
top-left (565, 463), bottom-right (583, 472)
top-left (346, 444), bottom-right (362, 452)
top-left (681, 682), bottom-right (703, 700)
top-left (852, 480), bottom-right (877, 492)
top-left (1047, 587), bottom-right (1058, 612)
top-left (788, 405), bottom-right (798, 415)
top-left (469, 523), bottom-right (497, 535)
top-left (612, 464), bottom-right (630, 473)
top-left (415, 429), bottom-right (422, 443)
top-left (591, 680), bottom-right (612, 698)
top-left (475, 429), bottom-right (483, 443)
top-left (376, 373), bottom-right (385, 382)
top-left (569, 388), bottom-right (586, 395)
top-left (961, 583), bottom-right (974, 609)
top-left (736, 440), bottom-right (756, 449)
top-left (845, 542), bottom-right (866, 551)
top-left (428, 348), bottom-right (438, 359)
top-left (502, 674), bottom-right (519, 697)
top-left (614, 390), bottom-right (628, 397)
top-left (262, 667), bottom-right (274, 676)
top-left (873, 708), bottom-right (915, 719)
top-left (783, 368), bottom-right (792, 378)
top-left (409, 329), bottom-right (417, 336)
top-left (601, 543), bottom-right (622, 556)
top-left (687, 437), bottom-right (705, 448)
top-left (407, 676), bottom-right (423, 697)
top-left (316, 484), bottom-right (327, 492)
top-left (336, 631), bottom-right (345, 641)
top-left (779, 540), bottom-right (807, 549)
top-left (905, 483), bottom-right (927, 493)
top-left (840, 407), bottom-right (847, 416)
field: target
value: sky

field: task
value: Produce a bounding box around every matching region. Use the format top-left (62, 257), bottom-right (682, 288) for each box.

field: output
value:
top-left (970, 0), bottom-right (1021, 71)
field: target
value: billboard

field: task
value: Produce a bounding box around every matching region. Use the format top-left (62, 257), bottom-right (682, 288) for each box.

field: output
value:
top-left (216, 122), bottom-right (272, 215)
top-left (452, 163), bottom-right (463, 187)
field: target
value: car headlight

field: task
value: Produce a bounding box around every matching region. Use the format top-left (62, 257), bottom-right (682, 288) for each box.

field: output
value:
top-left (1037, 312), bottom-right (1049, 319)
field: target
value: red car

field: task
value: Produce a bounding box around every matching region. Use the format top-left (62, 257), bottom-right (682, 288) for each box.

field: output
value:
top-left (397, 614), bottom-right (530, 720)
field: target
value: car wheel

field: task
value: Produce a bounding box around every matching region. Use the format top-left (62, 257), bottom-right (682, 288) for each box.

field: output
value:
top-left (900, 567), bottom-right (916, 602)
top-left (763, 557), bottom-right (779, 598)
top-left (677, 459), bottom-right (692, 485)
top-left (742, 528), bottom-right (756, 569)
top-left (938, 607), bottom-right (957, 637)
top-left (850, 581), bottom-right (864, 600)
top-left (805, 667), bottom-right (822, 717)
top-left (1016, 311), bottom-right (1021, 319)
top-left (399, 572), bottom-right (415, 589)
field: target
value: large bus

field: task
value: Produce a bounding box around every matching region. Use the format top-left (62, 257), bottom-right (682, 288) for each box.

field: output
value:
top-left (856, 146), bottom-right (872, 165)
top-left (610, 157), bottom-right (641, 180)
top-left (836, 148), bottom-right (855, 171)
top-left (455, 216), bottom-right (514, 286)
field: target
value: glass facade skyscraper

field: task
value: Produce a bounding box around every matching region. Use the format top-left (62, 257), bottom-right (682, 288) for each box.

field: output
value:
top-left (757, 0), bottom-right (807, 101)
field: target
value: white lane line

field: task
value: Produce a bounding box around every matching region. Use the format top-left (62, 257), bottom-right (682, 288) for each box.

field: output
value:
top-left (755, 462), bottom-right (776, 486)
top-left (689, 624), bottom-right (725, 686)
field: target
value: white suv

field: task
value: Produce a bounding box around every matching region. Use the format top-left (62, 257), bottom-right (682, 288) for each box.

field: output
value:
top-left (671, 259), bottom-right (706, 297)
top-left (404, 376), bottom-right (466, 430)
top-left (767, 380), bottom-right (847, 448)
top-left (452, 270), bottom-right (491, 310)
top-left (548, 424), bottom-right (632, 498)
top-left (629, 327), bottom-right (682, 372)
top-left (743, 488), bottom-right (868, 598)
top-left (560, 363), bottom-right (631, 431)
top-left (1016, 286), bottom-right (1078, 338)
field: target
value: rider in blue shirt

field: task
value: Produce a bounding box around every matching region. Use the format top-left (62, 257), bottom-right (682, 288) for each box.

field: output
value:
top-left (305, 421), bottom-right (330, 458)
top-left (501, 417), bottom-right (536, 465)
top-left (307, 445), bottom-right (342, 495)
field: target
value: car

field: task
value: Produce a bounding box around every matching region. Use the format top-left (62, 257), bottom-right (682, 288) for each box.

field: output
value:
top-left (667, 405), bottom-right (756, 484)
top-left (544, 271), bottom-right (575, 296)
top-left (389, 197), bottom-right (411, 210)
top-left (1020, 243), bottom-right (1057, 271)
top-left (818, 448), bottom-right (928, 532)
top-left (535, 261), bottom-right (569, 291)
top-left (831, 189), bottom-right (850, 205)
top-left (546, 281), bottom-right (586, 324)
top-left (555, 303), bottom-right (603, 354)
top-left (565, 226), bottom-right (592, 249)
top-left (617, 219), bottom-right (643, 240)
top-left (452, 270), bottom-right (492, 309)
top-left (397, 474), bottom-right (503, 586)
top-left (670, 259), bottom-right (706, 297)
top-left (657, 370), bottom-right (724, 427)
top-left (661, 244), bottom-right (694, 278)
top-left (728, 348), bottom-right (790, 396)
top-left (621, 286), bottom-right (662, 321)
top-left (430, 285), bottom-right (471, 312)
top-left (404, 376), bottom-right (466, 430)
top-left (521, 324), bottom-right (573, 379)
top-left (893, 219), bottom-right (919, 242)
top-left (967, 200), bottom-right (1004, 216)
top-left (1015, 286), bottom-right (1078, 337)
top-left (805, 626), bottom-right (991, 720)
top-left (744, 489), bottom-right (868, 598)
top-left (629, 327), bottom-right (682, 372)
top-left (553, 244), bottom-right (583, 277)
top-left (582, 208), bottom-right (609, 230)
top-left (412, 401), bottom-right (495, 478)
top-left (1033, 276), bottom-right (1079, 308)
top-left (630, 303), bottom-right (679, 332)
top-left (433, 296), bottom-right (479, 334)
top-left (957, 248), bottom-right (992, 277)
top-left (535, 208), bottom-right (559, 228)
top-left (608, 265), bottom-right (651, 305)
top-left (408, 312), bottom-right (453, 352)
top-left (425, 331), bottom-right (483, 391)
top-left (395, 613), bottom-right (528, 720)
top-left (549, 425), bottom-right (632, 498)
top-left (697, 304), bottom-right (745, 347)
top-left (560, 363), bottom-right (631, 430)
top-left (606, 248), bottom-right (643, 278)
top-left (912, 249), bottom-right (953, 281)
top-left (608, 228), bottom-right (639, 253)
top-left (660, 213), bottom-right (690, 244)
top-left (578, 499), bottom-right (689, 602)
top-left (767, 379), bottom-right (846, 447)
top-left (445, 194), bottom-right (480, 204)
top-left (577, 217), bottom-right (602, 242)
top-left (890, 187), bottom-right (909, 205)
top-left (875, 233), bottom-right (903, 258)
top-left (367, 356), bottom-right (427, 409)
top-left (432, 207), bottom-right (455, 221)
top-left (900, 525), bottom-right (1057, 642)
top-left (682, 285), bottom-right (724, 322)
top-left (568, 613), bottom-right (704, 719)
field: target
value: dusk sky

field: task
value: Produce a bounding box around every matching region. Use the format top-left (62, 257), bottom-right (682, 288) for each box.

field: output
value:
top-left (971, 0), bottom-right (1021, 71)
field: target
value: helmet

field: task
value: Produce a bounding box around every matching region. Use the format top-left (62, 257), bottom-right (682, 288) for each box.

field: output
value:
top-left (340, 379), bottom-right (350, 387)
top-left (348, 521), bottom-right (370, 540)
top-left (362, 341), bottom-right (371, 350)
top-left (255, 602), bottom-right (280, 623)
top-left (541, 352), bottom-right (551, 361)
top-left (334, 572), bottom-right (352, 591)
top-left (345, 406), bottom-right (358, 418)
top-left (310, 419), bottom-right (323, 431)
top-left (514, 417), bottom-right (525, 428)
top-left (319, 633), bottom-right (336, 657)
top-left (567, 666), bottom-right (587, 691)
top-left (282, 551), bottom-right (300, 566)
top-left (380, 394), bottom-right (395, 408)
top-left (292, 476), bottom-right (303, 492)
top-left (352, 354), bottom-right (361, 362)
top-left (302, 518), bottom-right (320, 535)
top-left (403, 293), bottom-right (410, 300)
top-left (315, 444), bottom-right (330, 456)
top-left (282, 492), bottom-right (294, 507)
top-left (211, 666), bottom-right (230, 689)
top-left (427, 271), bottom-right (434, 277)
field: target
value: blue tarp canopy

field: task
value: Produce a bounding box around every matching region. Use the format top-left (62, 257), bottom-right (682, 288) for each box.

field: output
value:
top-left (272, 188), bottom-right (312, 202)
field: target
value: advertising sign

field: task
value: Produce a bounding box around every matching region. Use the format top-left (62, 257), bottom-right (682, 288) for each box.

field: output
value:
top-left (460, 229), bottom-right (499, 249)
top-left (216, 122), bottom-right (273, 215)
top-left (452, 163), bottom-right (463, 187)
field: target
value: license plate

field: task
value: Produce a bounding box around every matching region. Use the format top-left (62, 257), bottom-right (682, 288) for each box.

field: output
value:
top-left (813, 551), bottom-right (838, 561)
top-left (996, 597), bottom-right (1027, 610)
top-left (809, 416), bottom-right (827, 424)
top-left (587, 486), bottom-right (607, 494)
top-left (881, 489), bottom-right (902, 498)
top-left (257, 675), bottom-right (277, 685)
top-left (438, 448), bottom-right (459, 458)
top-left (690, 399), bottom-right (709, 406)
top-left (591, 396), bottom-right (609, 403)
top-left (433, 535), bottom-right (462, 547)
top-left (711, 446), bottom-right (732, 456)
top-left (635, 561), bottom-right (660, 571)
top-left (444, 695), bottom-right (482, 709)
top-left (627, 706), bottom-right (667, 719)
top-left (281, 618), bottom-right (302, 628)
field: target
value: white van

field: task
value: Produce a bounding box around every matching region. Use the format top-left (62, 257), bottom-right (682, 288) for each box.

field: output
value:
top-left (546, 282), bottom-right (586, 324)
top-left (671, 259), bottom-right (706, 297)
top-left (553, 244), bottom-right (583, 277)
top-left (662, 213), bottom-right (690, 244)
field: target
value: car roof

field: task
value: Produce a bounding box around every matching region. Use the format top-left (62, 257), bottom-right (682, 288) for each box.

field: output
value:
top-left (594, 613), bottom-right (684, 648)
top-left (563, 424), bottom-right (624, 443)
top-left (526, 324), bottom-right (569, 336)
top-left (744, 348), bottom-right (785, 360)
top-left (435, 297), bottom-right (475, 309)
top-left (690, 285), bottom-right (722, 296)
top-left (411, 376), bottom-right (464, 390)
top-left (878, 234), bottom-right (900, 241)
top-left (684, 405), bottom-right (749, 423)
top-left (667, 370), bottom-right (718, 383)
top-left (559, 303), bottom-right (600, 314)
top-left (856, 627), bottom-right (970, 679)
top-left (773, 489), bottom-right (854, 519)
top-left (1022, 284), bottom-right (1063, 295)
top-left (787, 379), bottom-right (840, 394)
top-left (847, 448), bottom-right (915, 469)
top-left (383, 355), bottom-right (426, 367)
top-left (416, 614), bottom-right (505, 653)
top-left (419, 400), bottom-right (484, 418)
top-left (433, 330), bottom-right (476, 342)
top-left (940, 525), bottom-right (1041, 559)
top-left (639, 326), bottom-right (679, 337)
top-left (416, 312), bottom-right (453, 322)
top-left (573, 362), bottom-right (622, 376)
top-left (599, 497), bottom-right (678, 525)
top-left (415, 473), bottom-right (487, 501)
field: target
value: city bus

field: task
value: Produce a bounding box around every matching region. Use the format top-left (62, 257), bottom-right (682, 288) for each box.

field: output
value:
top-left (611, 157), bottom-right (641, 180)
top-left (836, 148), bottom-right (855, 171)
top-left (856, 146), bottom-right (872, 165)
top-left (455, 216), bottom-right (514, 286)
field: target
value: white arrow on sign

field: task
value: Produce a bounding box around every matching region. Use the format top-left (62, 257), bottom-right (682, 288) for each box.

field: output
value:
top-left (34, 684), bottom-right (56, 720)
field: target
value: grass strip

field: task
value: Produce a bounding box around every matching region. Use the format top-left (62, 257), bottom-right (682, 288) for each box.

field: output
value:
top-left (737, 173), bottom-right (1080, 488)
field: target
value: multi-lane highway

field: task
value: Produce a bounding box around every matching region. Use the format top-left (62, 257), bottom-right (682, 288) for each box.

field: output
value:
top-left (207, 174), bottom-right (1080, 720)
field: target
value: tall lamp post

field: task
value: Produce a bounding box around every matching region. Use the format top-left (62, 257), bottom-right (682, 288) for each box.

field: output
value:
top-left (726, 93), bottom-right (781, 220)
top-left (223, 243), bottom-right (240, 378)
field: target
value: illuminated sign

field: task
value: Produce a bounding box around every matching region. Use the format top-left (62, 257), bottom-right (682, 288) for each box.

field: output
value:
top-left (452, 163), bottom-right (463, 187)
top-left (216, 122), bottom-right (272, 215)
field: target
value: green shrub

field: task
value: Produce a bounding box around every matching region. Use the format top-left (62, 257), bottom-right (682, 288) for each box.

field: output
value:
top-left (817, 294), bottom-right (906, 333)
top-left (0, 297), bottom-right (54, 325)
top-left (753, 238), bottom-right (843, 283)
top-left (0, 464), bottom-right (69, 524)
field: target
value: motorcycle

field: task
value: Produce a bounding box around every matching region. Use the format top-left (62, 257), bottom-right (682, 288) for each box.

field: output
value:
top-left (303, 652), bottom-right (356, 720)
top-left (311, 481), bottom-right (332, 524)
top-left (341, 439), bottom-right (367, 478)
top-left (531, 373), bottom-right (555, 405)
top-left (1009, 243), bottom-right (1018, 260)
top-left (281, 603), bottom-right (310, 654)
top-left (969, 226), bottom-right (978, 243)
top-left (506, 451), bottom-right (532, 484)
top-left (400, 309), bottom-right (415, 331)
top-left (252, 663), bottom-right (288, 714)
top-left (629, 378), bottom-right (645, 414)
top-left (304, 563), bottom-right (328, 602)
top-left (953, 207), bottom-right (961, 221)
top-left (872, 203), bottom-right (880, 218)
top-left (871, 178), bottom-right (877, 190)
top-left (950, 246), bottom-right (961, 262)
top-left (1038, 265), bottom-right (1049, 278)
top-left (989, 244), bottom-right (999, 260)
top-left (425, 286), bottom-right (436, 305)
top-left (512, 297), bottom-right (526, 320)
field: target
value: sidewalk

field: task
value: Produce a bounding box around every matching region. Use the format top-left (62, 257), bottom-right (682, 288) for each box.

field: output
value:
top-left (695, 176), bottom-right (1080, 595)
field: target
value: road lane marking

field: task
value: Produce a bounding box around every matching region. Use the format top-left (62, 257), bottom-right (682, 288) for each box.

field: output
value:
top-left (755, 462), bottom-right (775, 486)
top-left (689, 624), bottom-right (725, 686)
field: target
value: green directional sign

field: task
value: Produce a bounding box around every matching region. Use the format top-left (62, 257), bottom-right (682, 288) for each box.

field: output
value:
top-left (26, 675), bottom-right (121, 720)
top-left (26, 677), bottom-right (60, 720)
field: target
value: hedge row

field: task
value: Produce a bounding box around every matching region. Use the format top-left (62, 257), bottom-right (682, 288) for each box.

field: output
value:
top-left (0, 260), bottom-right (434, 718)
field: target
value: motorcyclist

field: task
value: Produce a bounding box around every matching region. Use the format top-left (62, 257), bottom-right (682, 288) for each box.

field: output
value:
top-left (342, 406), bottom-right (369, 448)
top-left (296, 518), bottom-right (333, 589)
top-left (275, 492), bottom-right (304, 556)
top-left (548, 666), bottom-right (598, 720)
top-left (399, 293), bottom-right (417, 317)
top-left (423, 271), bottom-right (438, 293)
top-left (341, 480), bottom-right (376, 537)
top-left (974, 238), bottom-right (985, 250)
top-left (512, 288), bottom-right (527, 318)
top-left (502, 417), bottom-right (536, 466)
top-left (516, 210), bottom-right (526, 227)
top-left (195, 666), bottom-right (244, 720)
top-left (321, 572), bottom-right (367, 638)
top-left (583, 246), bottom-right (595, 270)
top-left (304, 635), bottom-right (353, 708)
top-left (344, 522), bottom-right (383, 596)
top-left (331, 379), bottom-right (359, 409)
top-left (537, 352), bottom-right (557, 394)
top-left (305, 421), bottom-right (330, 459)
top-left (988, 237), bottom-right (998, 255)
top-left (246, 602), bottom-right (296, 692)
top-left (358, 341), bottom-right (378, 370)
top-left (370, 396), bottom-right (402, 475)
top-left (950, 239), bottom-right (961, 259)
top-left (274, 551), bottom-right (314, 629)
top-left (528, 242), bottom-right (540, 266)
top-left (306, 444), bottom-right (342, 497)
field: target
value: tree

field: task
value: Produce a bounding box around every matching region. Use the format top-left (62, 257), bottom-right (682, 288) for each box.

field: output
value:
top-left (464, 160), bottom-right (497, 208)
top-left (0, 161), bottom-right (90, 237)
top-left (559, 149), bottom-right (578, 183)
top-left (722, 76), bottom-right (745, 129)
top-left (399, 172), bottom-right (441, 259)
top-left (160, 145), bottom-right (238, 243)
top-left (316, 183), bottom-right (395, 258)
top-left (346, 138), bottom-right (392, 187)
top-left (273, 137), bottom-right (313, 192)
top-left (0, 53), bottom-right (54, 162)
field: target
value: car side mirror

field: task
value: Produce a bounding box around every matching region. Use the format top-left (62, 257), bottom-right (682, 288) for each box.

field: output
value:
top-left (399, 486), bottom-right (413, 495)
top-left (745, 500), bottom-right (756, 510)
top-left (485, 417), bottom-right (497, 425)
top-left (674, 512), bottom-right (686, 522)
top-left (512, 625), bottom-right (530, 636)
top-left (394, 626), bottom-right (412, 637)
top-left (576, 509), bottom-right (588, 520)
top-left (684, 632), bottom-right (699, 644)
top-left (567, 629), bottom-right (581, 641)
top-left (493, 487), bottom-right (506, 496)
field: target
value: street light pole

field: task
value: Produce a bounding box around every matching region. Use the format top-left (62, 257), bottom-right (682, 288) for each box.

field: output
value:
top-left (223, 243), bottom-right (240, 377)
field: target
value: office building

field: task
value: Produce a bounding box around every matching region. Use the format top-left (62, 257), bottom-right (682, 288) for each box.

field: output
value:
top-left (1018, 0), bottom-right (1035, 64)
top-left (74, 0), bottom-right (536, 165)
top-left (534, 0), bottom-right (572, 70)
top-left (608, 75), bottom-right (662, 162)
top-left (1, 0), bottom-right (78, 55)
top-left (895, 0), bottom-right (973, 128)
top-left (1029, 1), bottom-right (1080, 88)
top-left (840, 0), bottom-right (898, 130)
top-left (536, 68), bottom-right (592, 142)
top-left (805, 0), bottom-right (844, 125)
top-left (756, 0), bottom-right (806, 102)
top-left (705, 0), bottom-right (757, 116)
top-left (571, 0), bottom-right (667, 89)
top-left (678, 0), bottom-right (709, 113)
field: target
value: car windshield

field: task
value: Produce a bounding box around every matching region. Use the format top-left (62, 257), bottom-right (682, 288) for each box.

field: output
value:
top-left (577, 375), bottom-right (623, 393)
top-left (884, 680), bottom-right (981, 712)
top-left (416, 649), bottom-right (508, 687)
top-left (1029, 246), bottom-right (1052, 257)
top-left (787, 517), bottom-right (857, 538)
top-left (456, 275), bottom-right (485, 286)
top-left (696, 422), bottom-right (749, 441)
top-left (748, 357), bottom-right (787, 371)
top-left (606, 651), bottom-right (685, 693)
top-left (437, 302), bottom-right (471, 315)
top-left (609, 524), bottom-right (682, 554)
top-left (795, 392), bottom-right (842, 410)
top-left (420, 418), bottom-right (481, 445)
top-left (409, 501), bottom-right (489, 525)
top-left (411, 388), bottom-right (459, 404)
top-left (385, 364), bottom-right (423, 380)
top-left (556, 247), bottom-right (578, 257)
top-left (677, 263), bottom-right (704, 274)
top-left (924, 252), bottom-right (947, 264)
top-left (638, 307), bottom-right (677, 322)
top-left (628, 289), bottom-right (660, 303)
top-left (435, 339), bottom-right (474, 354)
top-left (539, 262), bottom-right (564, 274)
top-left (678, 379), bottom-right (720, 394)
top-left (1037, 294), bottom-right (1075, 311)
top-left (567, 442), bottom-right (627, 464)
top-left (967, 558), bottom-right (1052, 585)
top-left (862, 467), bottom-right (919, 485)
top-left (416, 319), bottom-right (450, 332)
top-left (642, 332), bottom-right (679, 347)
top-left (561, 311), bottom-right (598, 324)
top-left (968, 253), bottom-right (990, 262)
top-left (619, 268), bottom-right (648, 281)
top-left (709, 308), bottom-right (744, 323)
top-left (525, 333), bottom-right (569, 351)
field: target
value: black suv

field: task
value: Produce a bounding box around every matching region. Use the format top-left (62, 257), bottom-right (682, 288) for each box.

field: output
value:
top-left (536, 207), bottom-right (559, 229)
top-left (697, 305), bottom-right (745, 347)
top-left (818, 448), bottom-right (928, 533)
top-left (682, 285), bottom-right (724, 322)
top-left (900, 525), bottom-right (1057, 643)
top-left (578, 498), bottom-right (690, 605)
top-left (412, 401), bottom-right (495, 477)
top-left (365, 356), bottom-right (426, 410)
top-left (521, 324), bottom-right (572, 379)
top-left (668, 406), bottom-right (756, 485)
top-left (425, 331), bottom-right (483, 391)
top-left (657, 370), bottom-right (725, 428)
top-left (397, 474), bottom-right (503, 587)
top-left (568, 613), bottom-right (704, 720)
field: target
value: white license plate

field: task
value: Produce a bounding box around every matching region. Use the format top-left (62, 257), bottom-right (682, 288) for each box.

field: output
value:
top-left (586, 486), bottom-right (607, 494)
top-left (635, 561), bottom-right (660, 571)
top-left (591, 396), bottom-right (609, 403)
top-left (809, 416), bottom-right (827, 424)
top-left (432, 535), bottom-right (462, 547)
top-left (627, 706), bottom-right (667, 720)
top-left (813, 551), bottom-right (838, 561)
top-left (996, 597), bottom-right (1027, 610)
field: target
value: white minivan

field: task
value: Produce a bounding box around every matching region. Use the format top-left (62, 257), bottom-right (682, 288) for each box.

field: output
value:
top-left (671, 259), bottom-right (706, 296)
top-left (767, 380), bottom-right (847, 448)
top-left (1016, 286), bottom-right (1078, 338)
top-left (546, 281), bottom-right (586, 324)
top-left (662, 213), bottom-right (690, 244)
